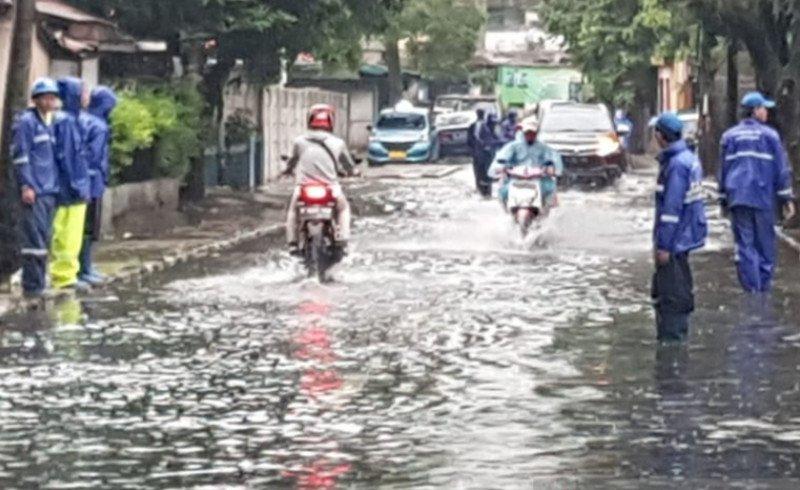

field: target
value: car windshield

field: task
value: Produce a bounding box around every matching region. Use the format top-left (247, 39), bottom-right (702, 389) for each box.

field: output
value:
top-left (377, 113), bottom-right (427, 131)
top-left (541, 108), bottom-right (614, 133)
top-left (460, 100), bottom-right (497, 114)
top-left (436, 99), bottom-right (460, 110)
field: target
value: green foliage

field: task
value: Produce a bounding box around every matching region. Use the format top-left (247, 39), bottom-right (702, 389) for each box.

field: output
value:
top-left (541, 0), bottom-right (691, 106)
top-left (110, 97), bottom-right (156, 175)
top-left (110, 84), bottom-right (207, 182)
top-left (400, 0), bottom-right (485, 80)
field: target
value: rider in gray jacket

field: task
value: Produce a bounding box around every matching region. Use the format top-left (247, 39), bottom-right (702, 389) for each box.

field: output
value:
top-left (283, 105), bottom-right (357, 254)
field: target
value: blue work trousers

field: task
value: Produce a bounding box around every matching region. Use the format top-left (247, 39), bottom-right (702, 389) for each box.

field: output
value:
top-left (731, 206), bottom-right (776, 293)
top-left (20, 195), bottom-right (56, 294)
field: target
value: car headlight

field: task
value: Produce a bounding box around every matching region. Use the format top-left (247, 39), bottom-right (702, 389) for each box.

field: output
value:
top-left (418, 133), bottom-right (429, 143)
top-left (597, 134), bottom-right (621, 157)
top-left (368, 135), bottom-right (379, 143)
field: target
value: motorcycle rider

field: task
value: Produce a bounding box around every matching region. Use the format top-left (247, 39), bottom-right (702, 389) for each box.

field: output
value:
top-left (283, 104), bottom-right (357, 256)
top-left (487, 118), bottom-right (563, 208)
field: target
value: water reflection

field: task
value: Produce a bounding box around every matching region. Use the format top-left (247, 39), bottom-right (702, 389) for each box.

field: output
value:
top-left (283, 299), bottom-right (351, 489)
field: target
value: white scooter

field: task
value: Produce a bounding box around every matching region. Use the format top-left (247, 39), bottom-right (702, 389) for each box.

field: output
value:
top-left (503, 166), bottom-right (552, 238)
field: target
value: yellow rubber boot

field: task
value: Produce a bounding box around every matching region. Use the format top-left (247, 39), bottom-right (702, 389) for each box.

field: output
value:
top-left (50, 203), bottom-right (87, 289)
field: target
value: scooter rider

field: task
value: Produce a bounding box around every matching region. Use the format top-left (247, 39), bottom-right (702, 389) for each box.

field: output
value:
top-left (487, 118), bottom-right (563, 207)
top-left (283, 104), bottom-right (357, 256)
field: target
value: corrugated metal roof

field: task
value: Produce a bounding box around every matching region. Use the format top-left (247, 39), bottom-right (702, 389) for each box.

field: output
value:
top-left (37, 0), bottom-right (114, 26)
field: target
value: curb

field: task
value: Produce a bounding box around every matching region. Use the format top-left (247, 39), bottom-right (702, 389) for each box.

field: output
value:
top-left (106, 224), bottom-right (285, 285)
top-left (777, 227), bottom-right (800, 256)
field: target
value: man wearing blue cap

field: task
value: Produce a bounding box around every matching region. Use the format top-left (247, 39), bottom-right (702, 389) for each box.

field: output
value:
top-left (651, 112), bottom-right (708, 341)
top-left (11, 78), bottom-right (61, 297)
top-left (719, 92), bottom-right (796, 293)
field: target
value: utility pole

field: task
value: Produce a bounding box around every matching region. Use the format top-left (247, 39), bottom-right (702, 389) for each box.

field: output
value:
top-left (0, 0), bottom-right (36, 283)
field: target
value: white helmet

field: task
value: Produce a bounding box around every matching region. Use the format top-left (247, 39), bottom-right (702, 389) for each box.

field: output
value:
top-left (520, 117), bottom-right (540, 133)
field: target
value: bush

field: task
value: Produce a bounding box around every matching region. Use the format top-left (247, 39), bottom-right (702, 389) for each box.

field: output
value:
top-left (110, 83), bottom-right (207, 183)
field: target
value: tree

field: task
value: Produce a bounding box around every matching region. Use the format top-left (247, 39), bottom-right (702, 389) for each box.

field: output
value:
top-left (382, 0), bottom-right (485, 103)
top-left (680, 0), bottom-right (800, 177)
top-left (0, 0), bottom-right (37, 283)
top-left (540, 0), bottom-right (689, 153)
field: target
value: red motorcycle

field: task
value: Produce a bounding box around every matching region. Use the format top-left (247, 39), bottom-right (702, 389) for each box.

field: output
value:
top-left (296, 182), bottom-right (342, 282)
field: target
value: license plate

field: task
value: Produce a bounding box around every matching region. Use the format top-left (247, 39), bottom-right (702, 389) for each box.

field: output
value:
top-left (301, 206), bottom-right (333, 219)
top-left (389, 151), bottom-right (407, 160)
top-left (508, 183), bottom-right (541, 208)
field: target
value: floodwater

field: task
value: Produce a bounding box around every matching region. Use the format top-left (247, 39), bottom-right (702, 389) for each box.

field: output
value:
top-left (2, 167), bottom-right (800, 489)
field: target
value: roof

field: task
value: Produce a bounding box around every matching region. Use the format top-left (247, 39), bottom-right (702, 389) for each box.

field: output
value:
top-left (37, 0), bottom-right (114, 26)
top-left (34, 0), bottom-right (166, 57)
top-left (472, 48), bottom-right (573, 68)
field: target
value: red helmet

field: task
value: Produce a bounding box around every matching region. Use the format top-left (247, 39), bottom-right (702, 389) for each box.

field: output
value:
top-left (308, 104), bottom-right (335, 132)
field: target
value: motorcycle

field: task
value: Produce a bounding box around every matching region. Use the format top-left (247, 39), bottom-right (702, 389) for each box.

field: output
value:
top-left (503, 165), bottom-right (551, 238)
top-left (296, 182), bottom-right (343, 282)
top-left (282, 153), bottom-right (362, 282)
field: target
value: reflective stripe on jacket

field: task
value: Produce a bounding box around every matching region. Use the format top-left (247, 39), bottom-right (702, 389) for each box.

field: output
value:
top-left (654, 139), bottom-right (708, 254)
top-left (11, 109), bottom-right (59, 196)
top-left (719, 118), bottom-right (794, 210)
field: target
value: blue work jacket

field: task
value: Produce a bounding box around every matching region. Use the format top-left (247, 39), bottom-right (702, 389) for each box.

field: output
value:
top-left (11, 108), bottom-right (59, 196)
top-left (654, 139), bottom-right (708, 254)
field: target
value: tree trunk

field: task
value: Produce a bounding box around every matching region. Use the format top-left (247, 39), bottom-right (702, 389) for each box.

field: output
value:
top-left (628, 69), bottom-right (657, 155)
top-left (696, 32), bottom-right (720, 177)
top-left (726, 40), bottom-right (739, 128)
top-left (385, 35), bottom-right (403, 105)
top-left (181, 36), bottom-right (207, 202)
top-left (0, 0), bottom-right (36, 283)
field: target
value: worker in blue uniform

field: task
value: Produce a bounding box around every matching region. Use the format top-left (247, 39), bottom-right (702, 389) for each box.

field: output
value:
top-left (11, 78), bottom-right (61, 297)
top-left (651, 112), bottom-right (708, 341)
top-left (719, 92), bottom-right (796, 293)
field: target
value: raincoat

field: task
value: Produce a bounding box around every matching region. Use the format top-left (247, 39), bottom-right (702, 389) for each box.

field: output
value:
top-left (651, 138), bottom-right (708, 341)
top-left (51, 77), bottom-right (88, 289)
top-left (487, 133), bottom-right (563, 204)
top-left (11, 108), bottom-right (59, 294)
top-left (654, 139), bottom-right (708, 255)
top-left (82, 86), bottom-right (117, 199)
top-left (719, 118), bottom-right (795, 292)
top-left (79, 87), bottom-right (117, 281)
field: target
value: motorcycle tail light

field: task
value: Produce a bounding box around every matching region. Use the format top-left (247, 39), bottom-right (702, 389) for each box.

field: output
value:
top-left (301, 185), bottom-right (330, 202)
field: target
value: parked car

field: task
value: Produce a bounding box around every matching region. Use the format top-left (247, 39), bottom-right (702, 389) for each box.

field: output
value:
top-left (368, 101), bottom-right (437, 165)
top-left (433, 95), bottom-right (501, 157)
top-left (536, 102), bottom-right (629, 185)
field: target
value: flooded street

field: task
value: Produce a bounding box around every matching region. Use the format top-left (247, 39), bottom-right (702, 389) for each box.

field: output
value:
top-left (3, 166), bottom-right (800, 489)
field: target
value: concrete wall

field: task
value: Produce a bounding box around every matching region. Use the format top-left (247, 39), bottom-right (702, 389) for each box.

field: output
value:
top-left (101, 178), bottom-right (180, 236)
top-left (261, 86), bottom-right (349, 184)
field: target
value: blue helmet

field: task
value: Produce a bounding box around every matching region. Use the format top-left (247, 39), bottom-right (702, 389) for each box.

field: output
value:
top-left (31, 77), bottom-right (59, 98)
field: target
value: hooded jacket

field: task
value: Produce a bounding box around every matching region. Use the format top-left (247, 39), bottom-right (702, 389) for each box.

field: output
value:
top-left (719, 118), bottom-right (794, 211)
top-left (11, 108), bottom-right (59, 196)
top-left (54, 77), bottom-right (90, 205)
top-left (80, 86), bottom-right (117, 199)
top-left (654, 139), bottom-right (708, 254)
